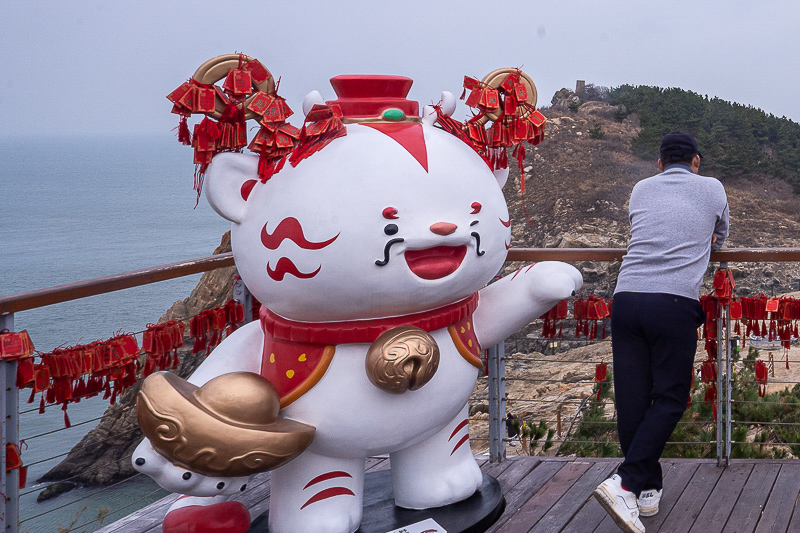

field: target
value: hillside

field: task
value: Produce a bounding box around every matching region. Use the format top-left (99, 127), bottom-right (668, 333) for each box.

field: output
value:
top-left (503, 89), bottom-right (800, 297)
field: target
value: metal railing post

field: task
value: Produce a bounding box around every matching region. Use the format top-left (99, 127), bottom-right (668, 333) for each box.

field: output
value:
top-left (716, 300), bottom-right (724, 466)
top-left (487, 343), bottom-right (507, 463)
top-left (1, 312), bottom-right (20, 532)
top-left (725, 304), bottom-right (732, 465)
top-left (232, 274), bottom-right (254, 324)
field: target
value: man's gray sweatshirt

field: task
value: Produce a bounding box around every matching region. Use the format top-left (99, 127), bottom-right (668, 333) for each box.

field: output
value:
top-left (614, 164), bottom-right (729, 301)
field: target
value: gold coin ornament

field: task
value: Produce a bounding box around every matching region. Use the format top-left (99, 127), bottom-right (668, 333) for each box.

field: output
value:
top-left (365, 326), bottom-right (441, 393)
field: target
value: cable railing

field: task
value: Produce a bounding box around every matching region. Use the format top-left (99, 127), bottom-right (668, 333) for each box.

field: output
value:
top-left (3, 247), bottom-right (800, 532)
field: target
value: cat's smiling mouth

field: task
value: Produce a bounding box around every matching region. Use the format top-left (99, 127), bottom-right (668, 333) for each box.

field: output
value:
top-left (404, 246), bottom-right (467, 280)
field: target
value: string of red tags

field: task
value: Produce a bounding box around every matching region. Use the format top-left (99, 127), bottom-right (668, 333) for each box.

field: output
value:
top-left (595, 360), bottom-right (608, 402)
top-left (699, 267), bottom-right (800, 402)
top-left (1, 329), bottom-right (35, 488)
top-left (189, 299), bottom-right (245, 356)
top-left (5, 299), bottom-right (244, 429)
top-left (539, 295), bottom-right (612, 340)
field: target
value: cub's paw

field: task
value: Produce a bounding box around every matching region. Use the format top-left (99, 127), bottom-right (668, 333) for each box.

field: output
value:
top-left (393, 454), bottom-right (483, 509)
top-left (527, 261), bottom-right (583, 301)
top-left (132, 439), bottom-right (249, 497)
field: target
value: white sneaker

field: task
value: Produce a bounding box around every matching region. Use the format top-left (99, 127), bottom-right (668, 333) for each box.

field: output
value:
top-left (638, 488), bottom-right (662, 517)
top-left (593, 474), bottom-right (645, 533)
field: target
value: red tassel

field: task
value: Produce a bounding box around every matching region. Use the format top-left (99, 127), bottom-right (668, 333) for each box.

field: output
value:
top-left (177, 116), bottom-right (191, 145)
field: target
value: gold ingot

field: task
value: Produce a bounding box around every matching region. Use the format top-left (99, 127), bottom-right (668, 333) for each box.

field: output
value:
top-left (365, 326), bottom-right (440, 394)
top-left (137, 371), bottom-right (315, 477)
top-left (475, 68), bottom-right (538, 125)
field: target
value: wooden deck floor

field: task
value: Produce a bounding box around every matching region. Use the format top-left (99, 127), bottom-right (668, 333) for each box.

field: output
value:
top-left (98, 456), bottom-right (800, 533)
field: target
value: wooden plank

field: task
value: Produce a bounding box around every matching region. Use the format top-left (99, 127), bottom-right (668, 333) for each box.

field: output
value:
top-left (688, 463), bottom-right (754, 533)
top-left (754, 463), bottom-right (800, 533)
top-left (486, 457), bottom-right (540, 484)
top-left (492, 457), bottom-right (543, 492)
top-left (497, 461), bottom-right (591, 533)
top-left (719, 462), bottom-right (780, 533)
top-left (656, 463), bottom-right (724, 532)
top-left (785, 469), bottom-right (800, 532)
top-left (530, 460), bottom-right (619, 533)
top-left (481, 457), bottom-right (518, 480)
top-left (594, 460), bottom-right (699, 533)
top-left (485, 460), bottom-right (568, 533)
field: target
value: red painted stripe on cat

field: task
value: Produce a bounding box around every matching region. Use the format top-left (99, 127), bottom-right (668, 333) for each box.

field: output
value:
top-left (449, 419), bottom-right (469, 441)
top-left (303, 471), bottom-right (353, 490)
top-left (451, 434), bottom-right (470, 455)
top-left (364, 122), bottom-right (428, 172)
top-left (300, 487), bottom-right (356, 509)
top-left (267, 258), bottom-right (321, 281)
top-left (261, 217), bottom-right (339, 250)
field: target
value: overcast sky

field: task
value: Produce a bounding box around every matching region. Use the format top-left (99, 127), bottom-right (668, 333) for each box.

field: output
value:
top-left (1, 0), bottom-right (797, 138)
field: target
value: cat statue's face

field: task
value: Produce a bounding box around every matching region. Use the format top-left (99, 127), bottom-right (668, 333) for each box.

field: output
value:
top-left (204, 122), bottom-right (511, 322)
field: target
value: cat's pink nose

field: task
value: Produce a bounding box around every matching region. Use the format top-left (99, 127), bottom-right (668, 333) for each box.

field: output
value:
top-left (430, 222), bottom-right (457, 236)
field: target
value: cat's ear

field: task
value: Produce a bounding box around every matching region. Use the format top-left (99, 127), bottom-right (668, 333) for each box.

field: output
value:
top-left (204, 153), bottom-right (260, 224)
top-left (493, 166), bottom-right (509, 189)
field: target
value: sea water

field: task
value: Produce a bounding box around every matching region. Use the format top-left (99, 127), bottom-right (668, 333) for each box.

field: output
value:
top-left (1, 134), bottom-right (231, 532)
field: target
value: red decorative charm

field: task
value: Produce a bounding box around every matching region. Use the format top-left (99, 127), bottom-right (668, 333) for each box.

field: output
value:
top-left (573, 295), bottom-right (611, 339)
top-left (0, 329), bottom-right (34, 360)
top-left (594, 360), bottom-right (608, 401)
top-left (754, 359), bottom-right (768, 398)
top-left (288, 103), bottom-right (346, 168)
top-left (700, 359), bottom-right (718, 422)
top-left (540, 299), bottom-right (568, 339)
top-left (143, 321), bottom-right (186, 376)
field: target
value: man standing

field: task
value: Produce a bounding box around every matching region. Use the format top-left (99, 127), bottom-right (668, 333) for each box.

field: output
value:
top-left (593, 132), bottom-right (729, 533)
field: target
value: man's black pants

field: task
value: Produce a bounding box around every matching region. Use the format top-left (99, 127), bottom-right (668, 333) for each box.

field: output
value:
top-left (612, 292), bottom-right (705, 496)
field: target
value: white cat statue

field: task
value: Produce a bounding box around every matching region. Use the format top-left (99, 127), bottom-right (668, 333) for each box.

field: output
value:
top-left (133, 72), bottom-right (582, 533)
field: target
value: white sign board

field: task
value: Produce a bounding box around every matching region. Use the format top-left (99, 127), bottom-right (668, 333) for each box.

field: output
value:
top-left (383, 518), bottom-right (447, 533)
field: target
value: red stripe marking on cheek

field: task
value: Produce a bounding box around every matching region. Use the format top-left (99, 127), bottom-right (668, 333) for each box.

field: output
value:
top-left (303, 471), bottom-right (353, 490)
top-left (261, 218), bottom-right (339, 250)
top-left (300, 487), bottom-right (356, 509)
top-left (267, 258), bottom-right (322, 281)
